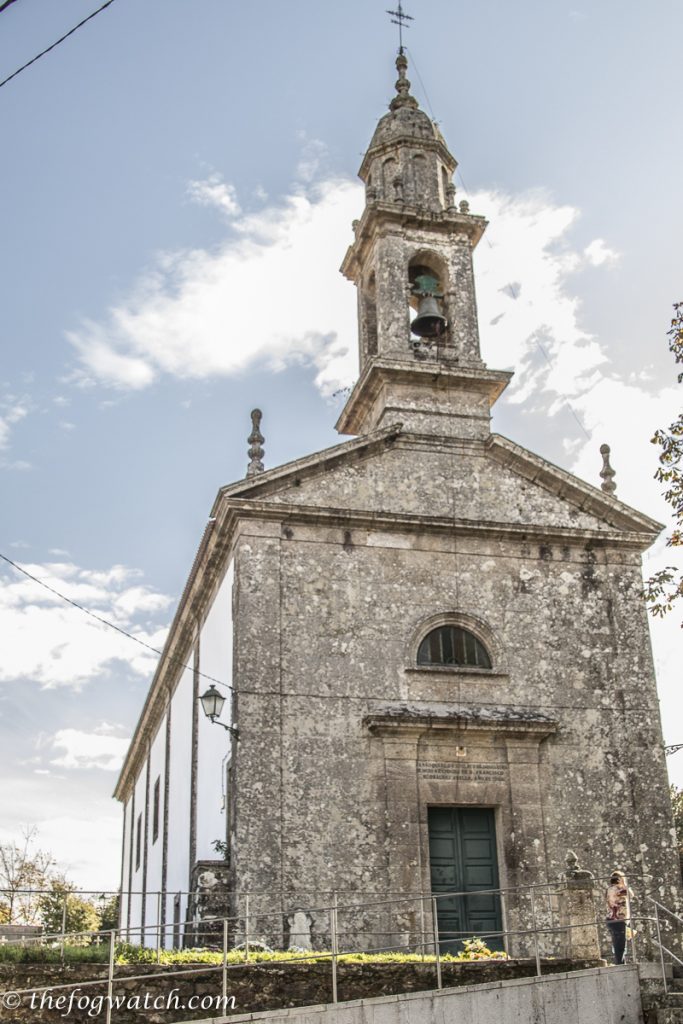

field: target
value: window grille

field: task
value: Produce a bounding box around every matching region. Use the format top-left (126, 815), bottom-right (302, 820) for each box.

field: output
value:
top-left (417, 625), bottom-right (491, 668)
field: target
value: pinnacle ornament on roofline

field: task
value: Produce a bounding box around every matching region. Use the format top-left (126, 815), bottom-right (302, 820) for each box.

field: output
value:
top-left (246, 409), bottom-right (265, 477)
top-left (599, 443), bottom-right (616, 495)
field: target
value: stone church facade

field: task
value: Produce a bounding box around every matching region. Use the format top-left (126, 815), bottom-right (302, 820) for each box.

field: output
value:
top-left (115, 55), bottom-right (678, 952)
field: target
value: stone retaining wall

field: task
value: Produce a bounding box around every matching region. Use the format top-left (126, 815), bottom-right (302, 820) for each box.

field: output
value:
top-left (0, 958), bottom-right (603, 1024)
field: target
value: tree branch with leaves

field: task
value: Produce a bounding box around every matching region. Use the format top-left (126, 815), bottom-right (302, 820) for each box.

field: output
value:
top-left (643, 303), bottom-right (683, 623)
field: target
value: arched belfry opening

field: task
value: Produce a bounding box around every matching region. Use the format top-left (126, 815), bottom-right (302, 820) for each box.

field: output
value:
top-left (408, 253), bottom-right (448, 348)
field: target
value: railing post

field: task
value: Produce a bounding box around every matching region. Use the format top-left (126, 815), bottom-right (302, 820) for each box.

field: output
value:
top-left (419, 896), bottom-right (426, 960)
top-left (60, 893), bottom-right (67, 961)
top-left (222, 917), bottom-right (229, 1006)
top-left (156, 892), bottom-right (162, 962)
top-left (499, 890), bottom-right (508, 956)
top-left (105, 928), bottom-right (116, 1024)
top-left (626, 880), bottom-right (637, 965)
top-left (530, 889), bottom-right (542, 977)
top-left (431, 896), bottom-right (442, 990)
top-left (330, 893), bottom-right (338, 1004)
top-left (654, 902), bottom-right (667, 994)
top-left (244, 894), bottom-right (250, 962)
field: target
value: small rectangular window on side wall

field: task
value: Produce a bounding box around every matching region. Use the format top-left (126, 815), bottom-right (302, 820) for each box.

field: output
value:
top-left (135, 813), bottom-right (142, 871)
top-left (152, 776), bottom-right (160, 844)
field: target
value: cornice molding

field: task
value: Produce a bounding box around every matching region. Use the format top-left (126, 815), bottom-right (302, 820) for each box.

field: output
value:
top-left (341, 204), bottom-right (487, 281)
top-left (335, 358), bottom-right (512, 436)
top-left (363, 708), bottom-right (557, 740)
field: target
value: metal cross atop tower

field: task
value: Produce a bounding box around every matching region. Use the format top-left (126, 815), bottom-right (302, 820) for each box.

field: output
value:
top-left (386, 2), bottom-right (414, 54)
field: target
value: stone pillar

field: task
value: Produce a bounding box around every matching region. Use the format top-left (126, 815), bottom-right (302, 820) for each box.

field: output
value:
top-left (188, 860), bottom-right (231, 948)
top-left (557, 851), bottom-right (601, 961)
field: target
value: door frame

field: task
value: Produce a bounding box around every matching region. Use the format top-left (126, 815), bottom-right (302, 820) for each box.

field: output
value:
top-left (426, 803), bottom-right (505, 952)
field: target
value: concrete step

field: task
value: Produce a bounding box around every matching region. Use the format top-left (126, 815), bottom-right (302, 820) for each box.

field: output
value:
top-left (644, 995), bottom-right (683, 1024)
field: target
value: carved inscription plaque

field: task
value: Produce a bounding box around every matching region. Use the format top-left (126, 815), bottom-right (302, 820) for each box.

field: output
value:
top-left (418, 761), bottom-right (506, 783)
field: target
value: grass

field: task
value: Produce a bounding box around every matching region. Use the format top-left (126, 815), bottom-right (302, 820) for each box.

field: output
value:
top-left (0, 938), bottom-right (508, 967)
top-left (0, 943), bottom-right (110, 964)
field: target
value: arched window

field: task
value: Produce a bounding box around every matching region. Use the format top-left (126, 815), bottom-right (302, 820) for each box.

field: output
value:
top-left (417, 625), bottom-right (491, 669)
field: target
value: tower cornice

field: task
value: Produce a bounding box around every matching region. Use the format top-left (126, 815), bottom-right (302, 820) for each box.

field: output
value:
top-left (341, 203), bottom-right (488, 282)
top-left (336, 357), bottom-right (512, 437)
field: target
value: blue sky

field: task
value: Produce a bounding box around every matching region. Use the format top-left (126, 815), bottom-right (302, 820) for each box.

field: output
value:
top-left (1, 0), bottom-right (681, 889)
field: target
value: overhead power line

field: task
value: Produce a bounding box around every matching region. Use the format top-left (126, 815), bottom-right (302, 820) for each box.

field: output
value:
top-left (0, 0), bottom-right (21, 14)
top-left (0, 0), bottom-right (117, 90)
top-left (0, 551), bottom-right (234, 693)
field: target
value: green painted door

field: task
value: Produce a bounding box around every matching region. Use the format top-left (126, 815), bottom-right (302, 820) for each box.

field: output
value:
top-left (428, 806), bottom-right (502, 953)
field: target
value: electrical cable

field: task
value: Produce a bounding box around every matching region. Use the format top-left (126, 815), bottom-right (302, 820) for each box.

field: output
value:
top-left (0, 549), bottom-right (669, 714)
top-left (0, 0), bottom-right (21, 13)
top-left (0, 551), bottom-right (233, 693)
top-left (0, 0), bottom-right (116, 90)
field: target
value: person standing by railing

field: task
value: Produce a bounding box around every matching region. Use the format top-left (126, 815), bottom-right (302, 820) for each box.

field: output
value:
top-left (605, 870), bottom-right (632, 964)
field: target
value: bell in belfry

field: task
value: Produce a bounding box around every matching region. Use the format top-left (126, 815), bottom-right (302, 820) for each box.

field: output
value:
top-left (410, 272), bottom-right (447, 338)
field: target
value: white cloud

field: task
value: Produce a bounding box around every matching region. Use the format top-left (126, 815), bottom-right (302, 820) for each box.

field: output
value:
top-left (472, 189), bottom-right (610, 405)
top-left (0, 560), bottom-right (172, 688)
top-left (64, 178), bottom-right (629, 405)
top-left (51, 725), bottom-right (130, 772)
top-left (187, 173), bottom-right (240, 218)
top-left (584, 238), bottom-right (619, 266)
top-left (0, 395), bottom-right (29, 450)
top-left (66, 176), bottom-right (361, 396)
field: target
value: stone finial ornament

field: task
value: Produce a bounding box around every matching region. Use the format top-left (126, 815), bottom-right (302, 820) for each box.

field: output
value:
top-left (246, 409), bottom-right (265, 477)
top-left (390, 52), bottom-right (419, 111)
top-left (565, 849), bottom-right (594, 881)
top-left (445, 182), bottom-right (457, 209)
top-left (599, 443), bottom-right (617, 494)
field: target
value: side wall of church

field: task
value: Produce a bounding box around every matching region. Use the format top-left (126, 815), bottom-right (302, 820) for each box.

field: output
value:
top-left (143, 714), bottom-right (167, 940)
top-left (127, 758), bottom-right (149, 942)
top-left (196, 561), bottom-right (235, 862)
top-left (120, 561), bottom-right (235, 948)
top-left (231, 516), bottom-right (679, 946)
top-left (164, 664), bottom-right (194, 944)
top-left (119, 797), bottom-right (132, 937)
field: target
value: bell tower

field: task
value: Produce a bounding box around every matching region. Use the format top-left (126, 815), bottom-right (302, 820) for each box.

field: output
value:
top-left (336, 53), bottom-right (512, 440)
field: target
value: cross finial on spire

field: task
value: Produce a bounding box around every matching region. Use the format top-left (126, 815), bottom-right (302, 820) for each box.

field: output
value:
top-left (386, 2), bottom-right (414, 55)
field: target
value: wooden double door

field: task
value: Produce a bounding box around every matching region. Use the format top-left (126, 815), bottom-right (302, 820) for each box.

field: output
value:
top-left (428, 806), bottom-right (503, 953)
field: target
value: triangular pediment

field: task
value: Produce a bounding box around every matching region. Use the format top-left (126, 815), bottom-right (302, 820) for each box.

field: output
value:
top-left (218, 426), bottom-right (661, 546)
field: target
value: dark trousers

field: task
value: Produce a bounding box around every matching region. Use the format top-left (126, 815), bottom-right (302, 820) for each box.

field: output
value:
top-left (606, 919), bottom-right (627, 964)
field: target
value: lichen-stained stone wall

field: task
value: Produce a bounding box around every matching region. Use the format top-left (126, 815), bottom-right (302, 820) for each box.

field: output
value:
top-left (229, 478), bottom-right (679, 948)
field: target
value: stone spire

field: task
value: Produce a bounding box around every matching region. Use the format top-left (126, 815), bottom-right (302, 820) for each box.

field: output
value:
top-left (390, 52), bottom-right (418, 111)
top-left (599, 443), bottom-right (617, 494)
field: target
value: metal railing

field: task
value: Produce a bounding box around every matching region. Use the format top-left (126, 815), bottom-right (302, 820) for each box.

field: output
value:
top-left (644, 896), bottom-right (683, 995)
top-left (0, 878), bottom-right (636, 1024)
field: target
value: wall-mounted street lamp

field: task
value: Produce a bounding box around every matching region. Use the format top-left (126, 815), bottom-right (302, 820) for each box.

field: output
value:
top-left (199, 685), bottom-right (239, 739)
